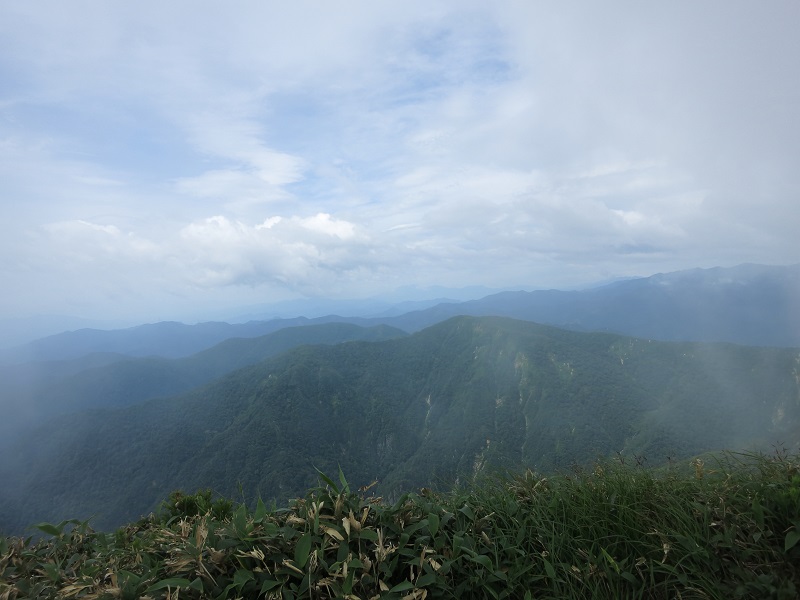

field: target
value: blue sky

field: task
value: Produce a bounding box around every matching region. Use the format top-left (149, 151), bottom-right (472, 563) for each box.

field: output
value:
top-left (1, 1), bottom-right (798, 323)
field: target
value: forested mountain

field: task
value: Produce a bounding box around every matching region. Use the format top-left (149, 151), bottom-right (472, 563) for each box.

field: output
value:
top-left (0, 322), bottom-right (405, 447)
top-left (2, 316), bottom-right (797, 535)
top-left (2, 264), bottom-right (796, 367)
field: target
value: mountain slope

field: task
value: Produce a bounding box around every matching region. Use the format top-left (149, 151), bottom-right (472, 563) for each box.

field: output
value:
top-left (381, 264), bottom-right (800, 346)
top-left (0, 316), bottom-right (382, 364)
top-left (1, 316), bottom-right (797, 534)
top-left (4, 264), bottom-right (797, 366)
top-left (0, 322), bottom-right (405, 448)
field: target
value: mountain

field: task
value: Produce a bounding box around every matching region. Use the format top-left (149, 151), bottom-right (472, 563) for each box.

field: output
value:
top-left (0, 316), bottom-right (386, 364)
top-left (225, 295), bottom-right (465, 322)
top-left (0, 315), bottom-right (131, 350)
top-left (379, 264), bottom-right (800, 346)
top-left (4, 264), bottom-right (796, 366)
top-left (0, 322), bottom-right (406, 448)
top-left (2, 315), bottom-right (797, 534)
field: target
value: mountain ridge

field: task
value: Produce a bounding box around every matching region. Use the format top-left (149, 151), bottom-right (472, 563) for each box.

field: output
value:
top-left (2, 264), bottom-right (797, 367)
top-left (0, 322), bottom-right (406, 448)
top-left (2, 315), bottom-right (797, 534)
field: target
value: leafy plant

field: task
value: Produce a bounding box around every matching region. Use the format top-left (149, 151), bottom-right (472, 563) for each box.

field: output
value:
top-left (159, 488), bottom-right (236, 522)
top-left (1, 452), bottom-right (798, 599)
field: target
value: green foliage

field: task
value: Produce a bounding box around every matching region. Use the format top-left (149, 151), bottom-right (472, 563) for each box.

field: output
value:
top-left (2, 452), bottom-right (799, 599)
top-left (158, 489), bottom-right (236, 522)
top-left (3, 316), bottom-right (800, 535)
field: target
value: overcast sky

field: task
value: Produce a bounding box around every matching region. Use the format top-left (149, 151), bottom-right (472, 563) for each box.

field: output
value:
top-left (1, 1), bottom-right (798, 323)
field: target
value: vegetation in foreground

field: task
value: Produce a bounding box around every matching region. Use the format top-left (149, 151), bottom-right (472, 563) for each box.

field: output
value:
top-left (1, 452), bottom-right (799, 600)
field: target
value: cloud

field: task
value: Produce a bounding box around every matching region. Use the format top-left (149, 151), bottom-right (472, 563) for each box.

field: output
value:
top-left (0, 1), bottom-right (798, 320)
top-left (176, 213), bottom-right (365, 288)
top-left (174, 168), bottom-right (296, 209)
top-left (46, 220), bottom-right (121, 236)
top-left (179, 115), bottom-right (306, 185)
top-left (296, 213), bottom-right (356, 240)
top-left (38, 219), bottom-right (160, 265)
top-left (171, 119), bottom-right (306, 213)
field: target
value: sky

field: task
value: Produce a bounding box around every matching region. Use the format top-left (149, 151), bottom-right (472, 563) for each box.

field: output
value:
top-left (1, 1), bottom-right (798, 324)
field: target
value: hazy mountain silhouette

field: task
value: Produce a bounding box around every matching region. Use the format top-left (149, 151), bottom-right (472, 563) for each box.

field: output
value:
top-left (376, 264), bottom-right (800, 346)
top-left (3, 264), bottom-right (797, 367)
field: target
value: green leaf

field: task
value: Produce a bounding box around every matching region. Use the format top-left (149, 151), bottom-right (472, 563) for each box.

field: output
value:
top-left (43, 562), bottom-right (60, 583)
top-left (452, 534), bottom-right (464, 556)
top-left (259, 522), bottom-right (278, 538)
top-left (751, 496), bottom-right (765, 527)
top-left (337, 541), bottom-right (350, 563)
top-left (470, 554), bottom-right (493, 570)
top-left (233, 569), bottom-right (254, 589)
top-left (428, 512), bottom-right (440, 537)
top-left (543, 558), bottom-right (556, 579)
top-left (389, 580), bottom-right (415, 593)
top-left (417, 572), bottom-right (437, 587)
top-left (621, 571), bottom-right (638, 584)
top-left (515, 527), bottom-right (525, 546)
top-left (357, 529), bottom-right (378, 541)
top-left (343, 569), bottom-right (355, 595)
top-left (347, 558), bottom-right (364, 570)
top-left (233, 504), bottom-right (248, 535)
top-left (260, 579), bottom-right (282, 594)
top-left (146, 578), bottom-right (193, 593)
top-left (601, 547), bottom-right (620, 574)
top-left (254, 497), bottom-right (268, 523)
top-left (295, 533), bottom-right (312, 568)
top-left (338, 466), bottom-right (350, 493)
top-left (118, 570), bottom-right (143, 589)
top-left (32, 522), bottom-right (63, 537)
top-left (785, 529), bottom-right (800, 552)
top-left (315, 468), bottom-right (339, 494)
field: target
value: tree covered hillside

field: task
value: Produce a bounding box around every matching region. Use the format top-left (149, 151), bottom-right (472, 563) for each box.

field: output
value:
top-left (0, 322), bottom-right (406, 448)
top-left (1, 316), bottom-right (798, 534)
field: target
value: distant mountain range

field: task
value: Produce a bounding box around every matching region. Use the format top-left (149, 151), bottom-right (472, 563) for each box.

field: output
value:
top-left (1, 315), bottom-right (798, 534)
top-left (2, 264), bottom-right (797, 367)
top-left (422, 263), bottom-right (800, 346)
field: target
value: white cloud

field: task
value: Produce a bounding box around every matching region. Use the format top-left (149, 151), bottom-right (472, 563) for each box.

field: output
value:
top-left (175, 213), bottom-right (366, 288)
top-left (174, 168), bottom-right (295, 209)
top-left (180, 116), bottom-right (306, 184)
top-left (295, 213), bottom-right (356, 240)
top-left (48, 220), bottom-right (121, 236)
top-left (257, 216), bottom-right (282, 230)
top-left (0, 1), bottom-right (798, 320)
top-left (39, 220), bottom-right (160, 265)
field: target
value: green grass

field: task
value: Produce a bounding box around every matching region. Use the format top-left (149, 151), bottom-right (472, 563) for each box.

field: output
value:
top-left (2, 451), bottom-right (798, 599)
